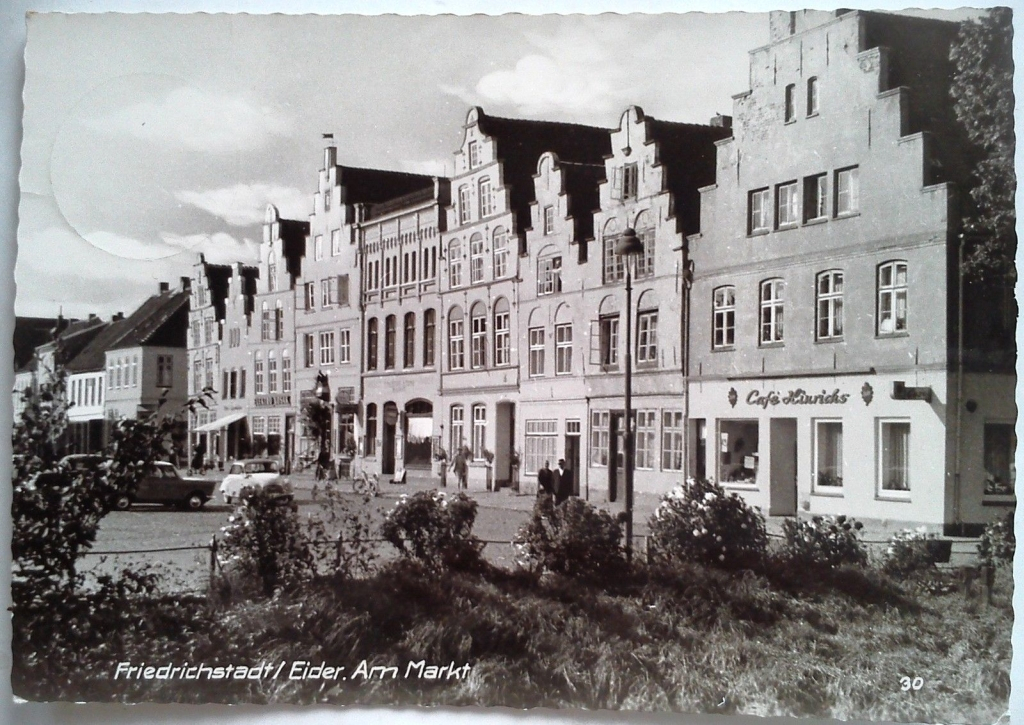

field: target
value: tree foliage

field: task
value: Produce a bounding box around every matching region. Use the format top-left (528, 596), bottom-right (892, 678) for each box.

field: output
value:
top-left (12, 351), bottom-right (213, 599)
top-left (300, 398), bottom-right (332, 455)
top-left (950, 8), bottom-right (1016, 283)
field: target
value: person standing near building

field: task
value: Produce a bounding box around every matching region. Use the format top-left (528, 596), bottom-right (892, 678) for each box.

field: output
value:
top-left (555, 458), bottom-right (572, 505)
top-left (451, 448), bottom-right (469, 490)
top-left (537, 460), bottom-right (555, 499)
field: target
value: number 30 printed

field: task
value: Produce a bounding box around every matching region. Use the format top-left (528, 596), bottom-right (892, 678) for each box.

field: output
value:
top-left (900, 676), bottom-right (924, 691)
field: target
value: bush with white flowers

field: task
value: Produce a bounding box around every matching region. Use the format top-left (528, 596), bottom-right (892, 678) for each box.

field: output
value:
top-left (648, 478), bottom-right (768, 570)
top-left (882, 526), bottom-right (940, 576)
top-left (782, 515), bottom-right (867, 569)
top-left (380, 490), bottom-right (483, 571)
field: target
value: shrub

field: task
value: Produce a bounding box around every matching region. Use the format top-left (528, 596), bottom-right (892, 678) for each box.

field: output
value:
top-left (648, 478), bottom-right (767, 570)
top-left (513, 495), bottom-right (626, 581)
top-left (218, 488), bottom-right (314, 596)
top-left (306, 480), bottom-right (379, 579)
top-left (782, 515), bottom-right (867, 569)
top-left (882, 526), bottom-right (941, 576)
top-left (978, 510), bottom-right (1015, 567)
top-left (380, 490), bottom-right (483, 571)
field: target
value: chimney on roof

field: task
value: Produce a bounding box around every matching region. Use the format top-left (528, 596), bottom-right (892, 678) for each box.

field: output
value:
top-left (180, 276), bottom-right (191, 291)
top-left (325, 144), bottom-right (336, 170)
top-left (88, 313), bottom-right (98, 321)
top-left (710, 114), bottom-right (732, 129)
top-left (159, 281), bottom-right (170, 293)
top-left (113, 312), bottom-right (124, 321)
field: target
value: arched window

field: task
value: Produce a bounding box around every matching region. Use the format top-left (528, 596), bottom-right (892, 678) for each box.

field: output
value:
top-left (404, 312), bottom-right (416, 368)
top-left (470, 302), bottom-right (487, 369)
top-left (281, 349), bottom-right (291, 393)
top-left (712, 286), bottom-right (735, 349)
top-left (449, 239), bottom-right (463, 288)
top-left (267, 351), bottom-right (278, 393)
top-left (759, 279), bottom-right (785, 344)
top-left (423, 309), bottom-right (436, 367)
top-left (448, 306), bottom-right (465, 371)
top-left (478, 177), bottom-right (493, 217)
top-left (470, 233), bottom-right (485, 284)
top-left (493, 227), bottom-right (509, 278)
top-left (365, 403), bottom-right (377, 456)
top-left (602, 218), bottom-right (624, 284)
top-left (633, 210), bottom-right (655, 278)
top-left (274, 300), bottom-right (284, 340)
top-left (877, 261), bottom-right (908, 335)
top-left (367, 317), bottom-right (379, 370)
top-left (493, 298), bottom-right (510, 366)
top-left (384, 315), bottom-right (396, 369)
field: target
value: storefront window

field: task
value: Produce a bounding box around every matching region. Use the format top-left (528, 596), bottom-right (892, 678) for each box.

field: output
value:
top-left (719, 420), bottom-right (759, 484)
top-left (814, 420), bottom-right (843, 490)
top-left (878, 420), bottom-right (910, 496)
top-left (984, 423), bottom-right (1016, 496)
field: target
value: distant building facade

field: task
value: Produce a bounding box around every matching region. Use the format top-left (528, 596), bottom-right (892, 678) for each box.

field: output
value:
top-left (183, 10), bottom-right (1014, 529)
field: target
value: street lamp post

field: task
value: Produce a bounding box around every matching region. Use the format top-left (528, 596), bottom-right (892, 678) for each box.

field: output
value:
top-left (617, 227), bottom-right (644, 562)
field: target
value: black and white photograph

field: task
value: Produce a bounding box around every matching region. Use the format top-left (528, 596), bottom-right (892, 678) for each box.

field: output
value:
top-left (4, 3), bottom-right (1018, 723)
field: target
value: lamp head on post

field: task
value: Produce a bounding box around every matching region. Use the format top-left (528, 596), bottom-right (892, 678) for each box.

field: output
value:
top-left (616, 227), bottom-right (644, 264)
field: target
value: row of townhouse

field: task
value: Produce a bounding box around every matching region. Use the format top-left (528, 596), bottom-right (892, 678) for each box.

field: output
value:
top-left (188, 9), bottom-right (1014, 531)
top-left (14, 280), bottom-right (191, 460)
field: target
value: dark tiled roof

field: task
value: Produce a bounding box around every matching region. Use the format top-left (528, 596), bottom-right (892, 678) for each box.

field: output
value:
top-left (476, 110), bottom-right (612, 249)
top-left (44, 318), bottom-right (107, 370)
top-left (337, 166), bottom-right (435, 206)
top-left (365, 186), bottom-right (438, 221)
top-left (559, 160), bottom-right (607, 250)
top-left (204, 263), bottom-right (233, 322)
top-left (13, 316), bottom-right (62, 372)
top-left (278, 219), bottom-right (309, 281)
top-left (645, 117), bottom-right (732, 235)
top-left (66, 320), bottom-right (132, 373)
top-left (108, 290), bottom-right (190, 351)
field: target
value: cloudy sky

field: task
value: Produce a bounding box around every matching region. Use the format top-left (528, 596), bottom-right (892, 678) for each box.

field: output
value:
top-left (16, 8), bottom-right (983, 318)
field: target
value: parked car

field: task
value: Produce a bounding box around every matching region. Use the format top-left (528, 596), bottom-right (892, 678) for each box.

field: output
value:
top-left (218, 458), bottom-right (293, 504)
top-left (114, 461), bottom-right (217, 511)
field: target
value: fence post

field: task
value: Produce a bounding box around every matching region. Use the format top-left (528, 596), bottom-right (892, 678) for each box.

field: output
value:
top-left (209, 535), bottom-right (218, 587)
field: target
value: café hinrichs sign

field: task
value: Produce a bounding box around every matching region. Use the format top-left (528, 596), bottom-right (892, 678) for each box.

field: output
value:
top-left (739, 388), bottom-right (852, 409)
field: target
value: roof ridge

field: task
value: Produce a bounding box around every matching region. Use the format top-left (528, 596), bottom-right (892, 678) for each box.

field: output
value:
top-left (486, 114), bottom-right (613, 132)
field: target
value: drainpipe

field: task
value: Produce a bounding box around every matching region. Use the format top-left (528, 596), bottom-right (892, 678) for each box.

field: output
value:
top-left (676, 239), bottom-right (693, 482)
top-left (953, 235), bottom-right (964, 533)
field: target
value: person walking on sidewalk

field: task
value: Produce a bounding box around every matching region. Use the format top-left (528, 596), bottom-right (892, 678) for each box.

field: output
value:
top-left (451, 448), bottom-right (469, 490)
top-left (555, 458), bottom-right (572, 505)
top-left (537, 460), bottom-right (555, 500)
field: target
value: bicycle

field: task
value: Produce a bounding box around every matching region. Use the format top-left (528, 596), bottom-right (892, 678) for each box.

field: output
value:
top-left (348, 457), bottom-right (379, 497)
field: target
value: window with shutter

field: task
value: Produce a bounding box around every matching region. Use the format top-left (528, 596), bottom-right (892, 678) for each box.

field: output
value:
top-left (338, 274), bottom-right (349, 306)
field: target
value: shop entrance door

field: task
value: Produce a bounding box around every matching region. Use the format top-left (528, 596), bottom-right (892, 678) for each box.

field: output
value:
top-left (769, 418), bottom-right (798, 516)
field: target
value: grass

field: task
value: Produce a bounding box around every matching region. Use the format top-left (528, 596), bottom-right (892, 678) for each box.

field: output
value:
top-left (11, 555), bottom-right (1012, 721)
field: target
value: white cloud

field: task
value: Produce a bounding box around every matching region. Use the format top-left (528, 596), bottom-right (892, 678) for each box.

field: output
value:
top-left (82, 230), bottom-right (181, 261)
top-left (175, 183), bottom-right (309, 227)
top-left (160, 232), bottom-right (259, 265)
top-left (398, 158), bottom-right (447, 177)
top-left (82, 87), bottom-right (292, 154)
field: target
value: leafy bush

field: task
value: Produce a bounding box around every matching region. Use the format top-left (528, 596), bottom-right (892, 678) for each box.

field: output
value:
top-left (782, 515), bottom-right (867, 569)
top-left (380, 490), bottom-right (483, 571)
top-left (218, 488), bottom-right (314, 595)
top-left (882, 526), bottom-right (941, 576)
top-left (513, 495), bottom-right (626, 581)
top-left (978, 510), bottom-right (1015, 567)
top-left (306, 480), bottom-right (379, 579)
top-left (648, 478), bottom-right (767, 570)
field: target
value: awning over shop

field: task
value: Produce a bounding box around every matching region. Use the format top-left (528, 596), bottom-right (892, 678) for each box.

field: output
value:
top-left (194, 412), bottom-right (247, 432)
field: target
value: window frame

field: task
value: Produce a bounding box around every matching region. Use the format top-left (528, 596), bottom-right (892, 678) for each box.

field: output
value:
top-left (661, 410), bottom-right (684, 471)
top-left (759, 279), bottom-right (785, 345)
top-left (493, 228), bottom-right (509, 279)
top-left (877, 419), bottom-right (911, 500)
top-left (470, 234), bottom-right (485, 284)
top-left (319, 330), bottom-right (336, 366)
top-left (784, 83), bottom-right (796, 123)
top-left (877, 260), bottom-right (908, 336)
top-left (835, 166), bottom-right (860, 217)
top-left (403, 312), bottom-right (416, 368)
top-left (470, 306), bottom-right (487, 369)
top-left (384, 315), bottom-right (396, 370)
top-left (537, 255), bottom-right (563, 296)
top-left (448, 313), bottom-right (465, 371)
top-left (812, 419), bottom-right (844, 494)
top-left (339, 329), bottom-right (351, 364)
top-left (423, 309), bottom-right (436, 367)
top-left (712, 286), bottom-right (736, 349)
top-left (636, 310), bottom-right (658, 364)
top-left (983, 421), bottom-right (1016, 499)
top-left (543, 205), bottom-right (555, 235)
top-left (806, 76), bottom-right (819, 117)
top-left (448, 240), bottom-right (463, 288)
top-left (749, 188), bottom-right (771, 234)
top-left (528, 327), bottom-right (545, 377)
top-left (458, 185), bottom-right (471, 225)
top-left (554, 323), bottom-right (573, 375)
top-left (776, 180), bottom-right (800, 228)
top-left (478, 177), bottom-right (493, 218)
top-left (367, 318), bottom-right (378, 371)
top-left (494, 307), bottom-right (510, 367)
top-left (472, 404), bottom-right (487, 460)
top-left (815, 270), bottom-right (845, 341)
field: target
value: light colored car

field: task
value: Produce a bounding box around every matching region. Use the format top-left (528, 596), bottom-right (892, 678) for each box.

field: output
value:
top-left (218, 458), bottom-right (293, 504)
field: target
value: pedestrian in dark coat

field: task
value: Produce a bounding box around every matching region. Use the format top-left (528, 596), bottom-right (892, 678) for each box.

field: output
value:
top-left (451, 449), bottom-right (469, 489)
top-left (537, 460), bottom-right (555, 498)
top-left (555, 458), bottom-right (572, 505)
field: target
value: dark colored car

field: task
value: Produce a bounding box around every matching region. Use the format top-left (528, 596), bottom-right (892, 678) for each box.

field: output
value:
top-left (114, 461), bottom-right (217, 511)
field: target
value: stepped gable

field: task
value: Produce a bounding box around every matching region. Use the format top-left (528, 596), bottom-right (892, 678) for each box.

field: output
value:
top-left (108, 289), bottom-right (190, 351)
top-left (203, 262), bottom-right (233, 322)
top-left (644, 116), bottom-right (732, 235)
top-left (276, 218), bottom-right (309, 281)
top-left (476, 111), bottom-right (612, 240)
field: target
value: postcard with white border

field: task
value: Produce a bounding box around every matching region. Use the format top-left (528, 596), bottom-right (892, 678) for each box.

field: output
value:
top-left (9, 5), bottom-right (1016, 723)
